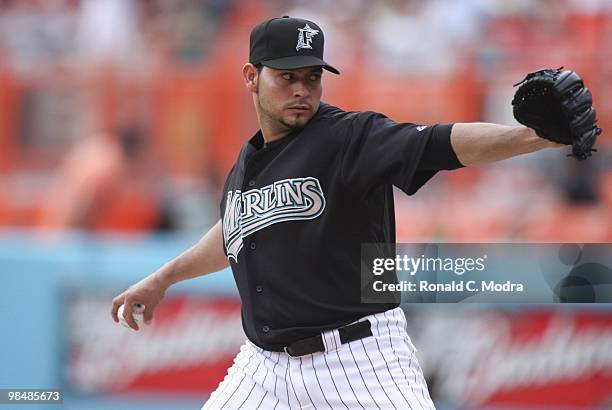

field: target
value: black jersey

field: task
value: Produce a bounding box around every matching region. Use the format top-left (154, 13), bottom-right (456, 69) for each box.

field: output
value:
top-left (220, 102), bottom-right (462, 351)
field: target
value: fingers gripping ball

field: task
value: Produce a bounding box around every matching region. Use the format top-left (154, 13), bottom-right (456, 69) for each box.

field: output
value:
top-left (118, 303), bottom-right (146, 329)
top-left (512, 67), bottom-right (602, 160)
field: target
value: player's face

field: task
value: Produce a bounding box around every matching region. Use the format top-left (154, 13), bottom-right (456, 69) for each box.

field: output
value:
top-left (255, 66), bottom-right (323, 130)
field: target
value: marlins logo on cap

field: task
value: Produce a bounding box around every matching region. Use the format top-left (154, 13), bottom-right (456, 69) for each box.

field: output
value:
top-left (296, 24), bottom-right (319, 51)
top-left (249, 16), bottom-right (340, 74)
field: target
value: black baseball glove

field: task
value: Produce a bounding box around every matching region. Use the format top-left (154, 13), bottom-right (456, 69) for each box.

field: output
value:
top-left (512, 67), bottom-right (601, 160)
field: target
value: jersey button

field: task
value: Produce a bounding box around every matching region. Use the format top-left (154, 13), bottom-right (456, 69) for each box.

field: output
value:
top-left (248, 180), bottom-right (256, 187)
top-left (250, 242), bottom-right (257, 250)
top-left (262, 325), bottom-right (270, 333)
top-left (255, 285), bottom-right (263, 293)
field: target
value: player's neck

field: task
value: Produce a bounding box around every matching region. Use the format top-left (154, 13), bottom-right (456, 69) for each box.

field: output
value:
top-left (260, 127), bottom-right (291, 144)
top-left (256, 111), bottom-right (292, 144)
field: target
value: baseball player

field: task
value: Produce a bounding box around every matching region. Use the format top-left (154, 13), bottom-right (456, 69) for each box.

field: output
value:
top-left (111, 16), bottom-right (576, 409)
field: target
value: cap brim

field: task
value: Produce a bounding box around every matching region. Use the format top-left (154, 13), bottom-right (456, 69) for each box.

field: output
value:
top-left (261, 55), bottom-right (340, 75)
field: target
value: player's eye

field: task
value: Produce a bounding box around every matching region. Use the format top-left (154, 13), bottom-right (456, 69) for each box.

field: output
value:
top-left (282, 73), bottom-right (293, 80)
top-left (308, 74), bottom-right (321, 82)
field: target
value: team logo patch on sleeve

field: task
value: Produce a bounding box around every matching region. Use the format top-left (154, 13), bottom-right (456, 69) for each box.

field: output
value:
top-left (222, 177), bottom-right (326, 262)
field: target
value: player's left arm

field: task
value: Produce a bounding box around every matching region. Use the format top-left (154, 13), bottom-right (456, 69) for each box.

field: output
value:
top-left (450, 122), bottom-right (562, 167)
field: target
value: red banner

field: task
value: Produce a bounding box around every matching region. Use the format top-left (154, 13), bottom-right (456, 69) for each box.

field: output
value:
top-left (66, 295), bottom-right (244, 394)
top-left (408, 309), bottom-right (612, 408)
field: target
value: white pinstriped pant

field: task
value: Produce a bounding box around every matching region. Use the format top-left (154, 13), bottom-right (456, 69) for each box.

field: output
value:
top-left (202, 307), bottom-right (435, 409)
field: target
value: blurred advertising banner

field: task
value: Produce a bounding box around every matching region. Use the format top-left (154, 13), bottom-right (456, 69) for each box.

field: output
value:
top-left (407, 308), bottom-right (612, 409)
top-left (65, 294), bottom-right (244, 394)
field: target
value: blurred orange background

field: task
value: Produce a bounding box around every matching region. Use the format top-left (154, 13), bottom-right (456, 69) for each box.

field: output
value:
top-left (0, 0), bottom-right (610, 241)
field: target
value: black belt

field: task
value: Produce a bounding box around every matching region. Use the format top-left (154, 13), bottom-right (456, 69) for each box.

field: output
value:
top-left (283, 320), bottom-right (373, 357)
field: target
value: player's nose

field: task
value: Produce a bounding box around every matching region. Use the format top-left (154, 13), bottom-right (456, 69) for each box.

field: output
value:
top-left (292, 80), bottom-right (310, 98)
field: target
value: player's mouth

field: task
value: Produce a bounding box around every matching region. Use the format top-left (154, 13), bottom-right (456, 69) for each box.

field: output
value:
top-left (287, 104), bottom-right (311, 113)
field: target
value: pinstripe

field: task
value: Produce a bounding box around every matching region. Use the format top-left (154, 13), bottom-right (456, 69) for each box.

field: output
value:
top-left (298, 357), bottom-right (316, 408)
top-left (348, 342), bottom-right (379, 409)
top-left (323, 349), bottom-right (349, 409)
top-left (284, 355), bottom-right (291, 408)
top-left (394, 309), bottom-right (430, 409)
top-left (357, 338), bottom-right (394, 410)
top-left (322, 330), bottom-right (329, 352)
top-left (412, 354), bottom-right (418, 389)
top-left (384, 311), bottom-right (418, 409)
top-left (391, 310), bottom-right (424, 410)
top-left (237, 382), bottom-right (257, 409)
top-left (204, 347), bottom-right (250, 409)
top-left (203, 373), bottom-right (230, 410)
top-left (394, 310), bottom-right (428, 410)
top-left (399, 308), bottom-right (409, 331)
top-left (271, 351), bottom-right (280, 399)
top-left (287, 357), bottom-right (304, 408)
top-left (203, 362), bottom-right (236, 410)
top-left (257, 352), bottom-right (274, 406)
top-left (406, 341), bottom-right (431, 409)
top-left (311, 354), bottom-right (333, 409)
top-left (382, 310), bottom-right (419, 410)
top-left (261, 350), bottom-right (271, 379)
top-left (237, 354), bottom-right (261, 409)
top-left (394, 309), bottom-right (432, 409)
top-left (216, 349), bottom-right (255, 409)
top-left (336, 349), bottom-right (365, 409)
top-left (398, 310), bottom-right (432, 409)
top-left (260, 351), bottom-right (272, 394)
top-left (370, 312), bottom-right (404, 410)
top-left (416, 349), bottom-right (434, 408)
top-left (224, 349), bottom-right (256, 407)
top-left (255, 391), bottom-right (268, 409)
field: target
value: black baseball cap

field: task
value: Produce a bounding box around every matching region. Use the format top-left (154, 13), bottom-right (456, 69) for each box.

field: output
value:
top-left (249, 16), bottom-right (340, 75)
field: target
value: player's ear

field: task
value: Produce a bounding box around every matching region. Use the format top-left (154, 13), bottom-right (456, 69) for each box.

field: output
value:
top-left (243, 63), bottom-right (259, 93)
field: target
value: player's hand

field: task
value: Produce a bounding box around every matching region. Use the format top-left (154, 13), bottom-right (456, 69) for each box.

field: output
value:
top-left (111, 273), bottom-right (168, 330)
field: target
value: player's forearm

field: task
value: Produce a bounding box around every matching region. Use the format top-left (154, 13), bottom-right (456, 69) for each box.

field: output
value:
top-left (152, 220), bottom-right (229, 288)
top-left (450, 123), bottom-right (560, 167)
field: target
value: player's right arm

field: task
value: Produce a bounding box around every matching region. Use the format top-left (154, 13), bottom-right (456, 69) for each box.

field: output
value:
top-left (111, 219), bottom-right (228, 330)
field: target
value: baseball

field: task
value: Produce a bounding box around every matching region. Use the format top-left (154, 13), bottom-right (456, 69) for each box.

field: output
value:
top-left (117, 303), bottom-right (146, 329)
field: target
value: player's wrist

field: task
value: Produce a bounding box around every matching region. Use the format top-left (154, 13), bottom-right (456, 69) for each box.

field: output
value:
top-left (151, 263), bottom-right (176, 290)
top-left (519, 126), bottom-right (562, 150)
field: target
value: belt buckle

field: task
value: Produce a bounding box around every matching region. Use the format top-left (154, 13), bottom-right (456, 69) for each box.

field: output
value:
top-left (283, 346), bottom-right (295, 357)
